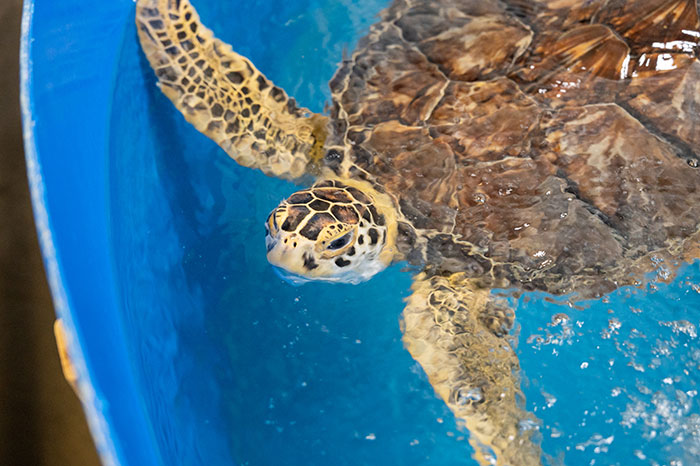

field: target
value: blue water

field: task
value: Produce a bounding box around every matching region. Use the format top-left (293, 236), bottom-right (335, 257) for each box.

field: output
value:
top-left (108, 1), bottom-right (700, 465)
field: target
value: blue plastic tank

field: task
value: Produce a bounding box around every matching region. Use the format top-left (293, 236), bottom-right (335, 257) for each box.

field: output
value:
top-left (21, 0), bottom-right (700, 465)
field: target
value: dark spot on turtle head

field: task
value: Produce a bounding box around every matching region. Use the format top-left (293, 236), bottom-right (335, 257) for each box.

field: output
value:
top-left (335, 257), bottom-right (351, 268)
top-left (331, 205), bottom-right (359, 224)
top-left (309, 199), bottom-right (331, 211)
top-left (281, 206), bottom-right (310, 232)
top-left (287, 191), bottom-right (313, 204)
top-left (358, 235), bottom-right (364, 245)
top-left (256, 75), bottom-right (269, 91)
top-left (368, 228), bottom-right (379, 245)
top-left (303, 252), bottom-right (318, 270)
top-left (299, 212), bottom-right (335, 240)
top-left (347, 187), bottom-right (371, 204)
top-left (367, 204), bottom-right (380, 223)
top-left (315, 188), bottom-right (352, 203)
top-left (347, 246), bottom-right (356, 257)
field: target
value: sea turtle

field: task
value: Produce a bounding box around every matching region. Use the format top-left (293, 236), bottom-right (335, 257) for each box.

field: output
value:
top-left (136, 0), bottom-right (700, 463)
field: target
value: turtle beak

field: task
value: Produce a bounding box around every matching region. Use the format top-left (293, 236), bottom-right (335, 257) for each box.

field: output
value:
top-left (265, 235), bottom-right (278, 253)
top-left (266, 233), bottom-right (318, 280)
top-left (266, 240), bottom-right (285, 267)
top-left (265, 236), bottom-right (297, 271)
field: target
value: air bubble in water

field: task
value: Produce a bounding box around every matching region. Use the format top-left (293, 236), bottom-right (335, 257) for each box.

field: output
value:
top-left (456, 387), bottom-right (484, 405)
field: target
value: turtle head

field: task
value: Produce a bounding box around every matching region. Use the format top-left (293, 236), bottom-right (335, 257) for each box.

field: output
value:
top-left (265, 180), bottom-right (396, 285)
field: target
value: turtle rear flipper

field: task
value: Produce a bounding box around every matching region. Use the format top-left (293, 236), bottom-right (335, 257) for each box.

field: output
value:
top-left (402, 273), bottom-right (541, 466)
top-left (136, 0), bottom-right (328, 179)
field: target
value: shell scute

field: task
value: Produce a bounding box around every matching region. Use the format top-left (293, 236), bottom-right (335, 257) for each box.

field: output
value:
top-left (596, 0), bottom-right (700, 49)
top-left (542, 103), bottom-right (700, 246)
top-left (428, 79), bottom-right (541, 161)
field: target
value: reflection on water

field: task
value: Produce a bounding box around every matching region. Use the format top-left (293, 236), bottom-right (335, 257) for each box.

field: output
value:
top-left (516, 262), bottom-right (700, 465)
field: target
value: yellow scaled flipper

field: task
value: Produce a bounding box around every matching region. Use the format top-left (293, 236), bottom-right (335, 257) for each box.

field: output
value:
top-left (402, 273), bottom-right (542, 466)
top-left (136, 0), bottom-right (328, 179)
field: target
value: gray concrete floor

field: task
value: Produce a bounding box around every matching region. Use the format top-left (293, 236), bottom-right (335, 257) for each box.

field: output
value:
top-left (0, 1), bottom-right (100, 464)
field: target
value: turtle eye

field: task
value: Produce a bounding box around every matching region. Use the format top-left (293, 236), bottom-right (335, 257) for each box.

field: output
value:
top-left (327, 232), bottom-right (353, 250)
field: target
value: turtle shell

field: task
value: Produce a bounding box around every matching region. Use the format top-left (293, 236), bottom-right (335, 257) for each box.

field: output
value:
top-left (328, 0), bottom-right (700, 295)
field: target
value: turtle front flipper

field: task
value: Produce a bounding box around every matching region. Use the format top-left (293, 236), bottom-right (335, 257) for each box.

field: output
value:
top-left (136, 0), bottom-right (328, 179)
top-left (402, 273), bottom-right (541, 466)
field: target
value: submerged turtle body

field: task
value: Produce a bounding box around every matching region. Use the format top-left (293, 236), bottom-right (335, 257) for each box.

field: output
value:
top-left (136, 0), bottom-right (700, 464)
top-left (327, 0), bottom-right (700, 296)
